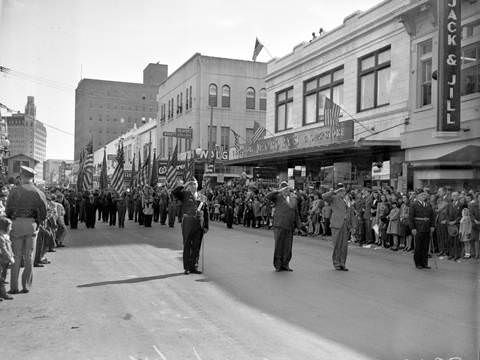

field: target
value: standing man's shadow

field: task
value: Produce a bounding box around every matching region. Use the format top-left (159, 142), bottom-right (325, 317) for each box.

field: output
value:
top-left (77, 272), bottom-right (185, 288)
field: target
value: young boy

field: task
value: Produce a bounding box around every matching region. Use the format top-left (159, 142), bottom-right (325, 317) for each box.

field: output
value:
top-left (0, 217), bottom-right (14, 300)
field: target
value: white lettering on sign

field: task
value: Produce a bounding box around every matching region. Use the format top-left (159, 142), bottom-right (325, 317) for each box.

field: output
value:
top-left (447, 0), bottom-right (456, 7)
top-left (447, 21), bottom-right (457, 33)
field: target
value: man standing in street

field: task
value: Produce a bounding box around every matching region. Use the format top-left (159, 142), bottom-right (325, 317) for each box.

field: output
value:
top-left (409, 190), bottom-right (435, 269)
top-left (322, 184), bottom-right (353, 271)
top-left (6, 166), bottom-right (48, 294)
top-left (172, 178), bottom-right (209, 274)
top-left (266, 181), bottom-right (301, 272)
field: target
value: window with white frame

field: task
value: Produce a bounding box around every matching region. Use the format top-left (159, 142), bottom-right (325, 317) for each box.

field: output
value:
top-left (275, 87), bottom-right (293, 132)
top-left (246, 87), bottom-right (255, 109)
top-left (259, 88), bottom-right (266, 111)
top-left (461, 20), bottom-right (480, 96)
top-left (417, 39), bottom-right (432, 107)
top-left (209, 84), bottom-right (217, 107)
top-left (222, 85), bottom-right (231, 108)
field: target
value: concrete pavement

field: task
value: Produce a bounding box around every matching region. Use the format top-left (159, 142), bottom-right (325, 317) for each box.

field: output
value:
top-left (0, 219), bottom-right (477, 360)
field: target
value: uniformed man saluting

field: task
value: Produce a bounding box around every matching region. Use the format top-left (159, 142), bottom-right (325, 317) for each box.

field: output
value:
top-left (6, 166), bottom-right (48, 294)
top-left (409, 190), bottom-right (435, 269)
top-left (172, 178), bottom-right (209, 275)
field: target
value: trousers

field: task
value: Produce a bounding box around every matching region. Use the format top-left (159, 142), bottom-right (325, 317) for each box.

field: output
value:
top-left (10, 218), bottom-right (38, 292)
top-left (181, 216), bottom-right (203, 271)
top-left (332, 222), bottom-right (349, 269)
top-left (273, 227), bottom-right (293, 269)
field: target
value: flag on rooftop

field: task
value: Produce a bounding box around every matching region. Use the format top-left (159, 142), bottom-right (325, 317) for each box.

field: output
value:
top-left (252, 37), bottom-right (264, 62)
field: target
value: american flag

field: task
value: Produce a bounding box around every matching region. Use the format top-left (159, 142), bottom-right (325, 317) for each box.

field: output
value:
top-left (80, 140), bottom-right (94, 191)
top-left (324, 97), bottom-right (341, 130)
top-left (110, 142), bottom-right (124, 194)
top-left (99, 147), bottom-right (108, 191)
top-left (183, 153), bottom-right (195, 182)
top-left (140, 152), bottom-right (150, 187)
top-left (135, 151), bottom-right (142, 187)
top-left (252, 37), bottom-right (264, 62)
top-left (130, 152), bottom-right (136, 190)
top-left (166, 144), bottom-right (178, 189)
top-left (150, 150), bottom-right (158, 186)
top-left (251, 121), bottom-right (266, 144)
top-left (231, 129), bottom-right (241, 153)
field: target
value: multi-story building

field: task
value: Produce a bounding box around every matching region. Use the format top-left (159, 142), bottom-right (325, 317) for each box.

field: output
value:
top-left (399, 0), bottom-right (480, 189)
top-left (43, 159), bottom-right (74, 187)
top-left (229, 1), bottom-right (412, 189)
top-left (5, 96), bottom-right (47, 181)
top-left (156, 53), bottom-right (267, 182)
top-left (74, 63), bottom-right (168, 160)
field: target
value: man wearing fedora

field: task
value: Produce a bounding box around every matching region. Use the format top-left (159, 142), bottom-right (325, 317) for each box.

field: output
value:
top-left (6, 166), bottom-right (48, 294)
top-left (322, 183), bottom-right (353, 271)
top-left (172, 178), bottom-right (209, 274)
top-left (266, 180), bottom-right (301, 272)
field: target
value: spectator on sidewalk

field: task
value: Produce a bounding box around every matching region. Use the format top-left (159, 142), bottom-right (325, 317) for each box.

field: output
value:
top-left (0, 217), bottom-right (14, 301)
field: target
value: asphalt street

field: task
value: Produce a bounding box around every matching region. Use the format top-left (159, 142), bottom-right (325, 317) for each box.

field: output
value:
top-left (0, 219), bottom-right (478, 360)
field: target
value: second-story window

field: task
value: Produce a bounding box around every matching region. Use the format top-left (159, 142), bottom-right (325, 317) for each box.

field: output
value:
top-left (275, 87), bottom-right (293, 132)
top-left (220, 126), bottom-right (230, 152)
top-left (462, 20), bottom-right (480, 96)
top-left (259, 88), bottom-right (267, 111)
top-left (222, 85), bottom-right (231, 108)
top-left (417, 39), bottom-right (432, 107)
top-left (209, 84), bottom-right (217, 107)
top-left (358, 45), bottom-right (391, 111)
top-left (246, 87), bottom-right (255, 109)
top-left (304, 67), bottom-right (344, 126)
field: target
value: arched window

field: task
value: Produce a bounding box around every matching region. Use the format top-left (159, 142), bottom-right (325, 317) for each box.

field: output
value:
top-left (246, 87), bottom-right (255, 109)
top-left (259, 88), bottom-right (267, 111)
top-left (209, 84), bottom-right (217, 107)
top-left (222, 85), bottom-right (231, 108)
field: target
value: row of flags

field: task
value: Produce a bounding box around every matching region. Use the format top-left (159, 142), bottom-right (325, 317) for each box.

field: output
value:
top-left (77, 140), bottom-right (94, 192)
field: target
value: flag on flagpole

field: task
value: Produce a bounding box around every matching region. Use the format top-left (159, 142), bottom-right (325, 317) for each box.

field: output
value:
top-left (231, 129), bottom-right (241, 153)
top-left (252, 37), bottom-right (264, 62)
top-left (99, 147), bottom-right (108, 191)
top-left (111, 142), bottom-right (124, 194)
top-left (324, 97), bottom-right (342, 142)
top-left (141, 148), bottom-right (151, 186)
top-left (150, 149), bottom-right (158, 186)
top-left (82, 139), bottom-right (94, 191)
top-left (130, 152), bottom-right (136, 190)
top-left (76, 148), bottom-right (85, 192)
top-left (136, 150), bottom-right (142, 187)
top-left (166, 144), bottom-right (178, 189)
top-left (251, 121), bottom-right (266, 144)
top-left (184, 153), bottom-right (195, 182)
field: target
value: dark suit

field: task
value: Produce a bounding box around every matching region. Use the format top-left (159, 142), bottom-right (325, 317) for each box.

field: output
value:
top-left (322, 191), bottom-right (353, 269)
top-left (409, 200), bottom-right (434, 268)
top-left (448, 200), bottom-right (462, 259)
top-left (172, 187), bottom-right (209, 272)
top-left (468, 201), bottom-right (480, 258)
top-left (266, 190), bottom-right (301, 270)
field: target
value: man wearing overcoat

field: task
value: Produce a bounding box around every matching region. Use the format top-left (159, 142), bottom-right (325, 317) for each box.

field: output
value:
top-left (266, 181), bottom-right (301, 272)
top-left (409, 190), bottom-right (435, 269)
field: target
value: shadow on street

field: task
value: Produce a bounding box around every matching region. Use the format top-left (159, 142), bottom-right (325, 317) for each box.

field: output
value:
top-left (77, 272), bottom-right (185, 288)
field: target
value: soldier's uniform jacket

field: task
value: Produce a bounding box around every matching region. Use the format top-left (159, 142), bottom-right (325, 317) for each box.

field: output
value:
top-left (408, 200), bottom-right (434, 233)
top-left (266, 190), bottom-right (301, 231)
top-left (172, 187), bottom-right (209, 230)
top-left (6, 183), bottom-right (48, 223)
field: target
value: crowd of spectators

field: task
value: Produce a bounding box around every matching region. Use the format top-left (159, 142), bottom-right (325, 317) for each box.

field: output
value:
top-left (203, 181), bottom-right (480, 262)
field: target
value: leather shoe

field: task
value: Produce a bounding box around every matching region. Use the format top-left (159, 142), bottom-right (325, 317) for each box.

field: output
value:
top-left (275, 267), bottom-right (282, 272)
top-left (340, 267), bottom-right (349, 271)
top-left (282, 266), bottom-right (293, 272)
top-left (424, 265), bottom-right (431, 269)
top-left (0, 294), bottom-right (13, 300)
top-left (20, 289), bottom-right (29, 294)
top-left (334, 267), bottom-right (343, 271)
top-left (184, 270), bottom-right (190, 275)
top-left (8, 289), bottom-right (19, 294)
top-left (416, 265), bottom-right (424, 269)
top-left (34, 263), bottom-right (44, 268)
top-left (190, 269), bottom-right (202, 274)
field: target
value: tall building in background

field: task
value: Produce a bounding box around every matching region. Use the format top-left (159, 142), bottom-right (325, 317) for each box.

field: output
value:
top-left (5, 96), bottom-right (47, 180)
top-left (74, 63), bottom-right (168, 160)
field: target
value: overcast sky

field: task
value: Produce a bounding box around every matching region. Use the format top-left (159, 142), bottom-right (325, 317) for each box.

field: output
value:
top-left (0, 0), bottom-right (379, 159)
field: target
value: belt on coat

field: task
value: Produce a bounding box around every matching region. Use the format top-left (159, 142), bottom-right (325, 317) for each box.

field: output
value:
top-left (414, 217), bottom-right (430, 221)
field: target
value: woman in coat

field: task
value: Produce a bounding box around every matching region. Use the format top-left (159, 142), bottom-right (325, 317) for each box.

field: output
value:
top-left (387, 201), bottom-right (400, 250)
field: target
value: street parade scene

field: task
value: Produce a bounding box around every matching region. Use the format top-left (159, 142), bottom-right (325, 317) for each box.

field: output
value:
top-left (0, 0), bottom-right (479, 359)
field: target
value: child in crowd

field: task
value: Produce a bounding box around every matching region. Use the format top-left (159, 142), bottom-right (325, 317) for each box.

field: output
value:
top-left (459, 207), bottom-right (472, 259)
top-left (0, 217), bottom-right (14, 301)
top-left (387, 201), bottom-right (400, 250)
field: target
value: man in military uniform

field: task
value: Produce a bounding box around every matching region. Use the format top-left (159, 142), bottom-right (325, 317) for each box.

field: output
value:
top-left (6, 166), bottom-right (48, 294)
top-left (266, 181), bottom-right (301, 272)
top-left (409, 190), bottom-right (435, 269)
top-left (158, 185), bottom-right (169, 225)
top-left (172, 178), bottom-right (209, 274)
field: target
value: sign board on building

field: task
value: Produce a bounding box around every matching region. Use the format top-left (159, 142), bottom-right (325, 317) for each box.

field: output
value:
top-left (230, 120), bottom-right (354, 160)
top-left (163, 131), bottom-right (176, 137)
top-left (176, 128), bottom-right (193, 139)
top-left (437, 0), bottom-right (461, 132)
top-left (107, 154), bottom-right (116, 160)
top-left (372, 161), bottom-right (391, 181)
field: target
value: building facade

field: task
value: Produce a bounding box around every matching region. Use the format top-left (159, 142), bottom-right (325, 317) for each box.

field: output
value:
top-left (74, 63), bottom-right (168, 160)
top-left (399, 0), bottom-right (480, 189)
top-left (229, 1), bottom-right (412, 189)
top-left (5, 154), bottom-right (38, 181)
top-left (156, 53), bottom-right (267, 182)
top-left (43, 159), bottom-right (74, 187)
top-left (5, 96), bottom-right (47, 181)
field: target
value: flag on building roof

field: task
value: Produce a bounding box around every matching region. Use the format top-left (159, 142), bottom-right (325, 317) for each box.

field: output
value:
top-left (111, 142), bottom-right (124, 194)
top-left (150, 149), bottom-right (158, 186)
top-left (99, 147), bottom-right (108, 191)
top-left (252, 37), bottom-right (264, 62)
top-left (251, 121), bottom-right (266, 144)
top-left (166, 144), bottom-right (178, 189)
top-left (324, 97), bottom-right (342, 140)
top-left (231, 129), bottom-right (241, 153)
